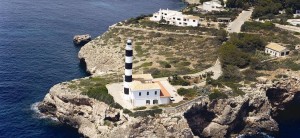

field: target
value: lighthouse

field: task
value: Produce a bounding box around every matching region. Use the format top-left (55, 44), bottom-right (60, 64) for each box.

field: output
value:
top-left (124, 39), bottom-right (133, 99)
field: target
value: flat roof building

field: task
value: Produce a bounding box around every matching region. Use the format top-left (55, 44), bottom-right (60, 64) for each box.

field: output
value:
top-left (265, 43), bottom-right (289, 57)
top-left (150, 9), bottom-right (200, 27)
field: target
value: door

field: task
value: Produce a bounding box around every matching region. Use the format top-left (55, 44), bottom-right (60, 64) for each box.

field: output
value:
top-left (153, 100), bottom-right (158, 104)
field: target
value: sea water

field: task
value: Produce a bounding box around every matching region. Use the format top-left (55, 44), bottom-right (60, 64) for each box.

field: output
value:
top-left (0, 0), bottom-right (184, 137)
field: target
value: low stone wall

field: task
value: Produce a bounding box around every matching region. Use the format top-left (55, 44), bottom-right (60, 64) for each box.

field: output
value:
top-left (164, 96), bottom-right (208, 114)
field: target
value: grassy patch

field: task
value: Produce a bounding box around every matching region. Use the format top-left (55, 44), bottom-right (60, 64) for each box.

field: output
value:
top-left (77, 77), bottom-right (122, 109)
top-left (177, 88), bottom-right (198, 98)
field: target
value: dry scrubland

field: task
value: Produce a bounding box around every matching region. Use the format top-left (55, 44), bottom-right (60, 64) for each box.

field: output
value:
top-left (81, 25), bottom-right (221, 78)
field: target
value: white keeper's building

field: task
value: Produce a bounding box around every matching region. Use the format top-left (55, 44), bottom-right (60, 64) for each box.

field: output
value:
top-left (150, 9), bottom-right (200, 27)
top-left (127, 74), bottom-right (171, 107)
top-left (265, 43), bottom-right (290, 57)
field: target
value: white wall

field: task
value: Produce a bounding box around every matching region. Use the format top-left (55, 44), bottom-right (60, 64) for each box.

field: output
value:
top-left (265, 48), bottom-right (289, 57)
top-left (130, 89), bottom-right (161, 107)
top-left (160, 97), bottom-right (170, 105)
top-left (150, 10), bottom-right (199, 27)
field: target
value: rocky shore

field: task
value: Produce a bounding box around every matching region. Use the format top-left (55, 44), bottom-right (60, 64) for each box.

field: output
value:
top-left (37, 73), bottom-right (300, 137)
top-left (184, 77), bottom-right (300, 137)
top-left (38, 79), bottom-right (194, 138)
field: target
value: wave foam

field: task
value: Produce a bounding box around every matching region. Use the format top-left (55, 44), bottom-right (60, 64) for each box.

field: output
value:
top-left (31, 102), bottom-right (58, 121)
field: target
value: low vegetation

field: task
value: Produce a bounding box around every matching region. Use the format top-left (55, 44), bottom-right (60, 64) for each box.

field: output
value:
top-left (123, 109), bottom-right (163, 117)
top-left (68, 77), bottom-right (122, 109)
top-left (169, 74), bottom-right (190, 86)
top-left (133, 106), bottom-right (147, 111)
top-left (177, 88), bottom-right (198, 98)
top-left (208, 89), bottom-right (228, 101)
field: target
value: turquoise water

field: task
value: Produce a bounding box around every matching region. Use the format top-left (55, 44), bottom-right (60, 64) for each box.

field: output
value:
top-left (0, 0), bottom-right (184, 137)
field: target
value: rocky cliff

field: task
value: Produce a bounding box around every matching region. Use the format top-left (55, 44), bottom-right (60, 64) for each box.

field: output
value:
top-left (38, 79), bottom-right (194, 138)
top-left (184, 77), bottom-right (300, 137)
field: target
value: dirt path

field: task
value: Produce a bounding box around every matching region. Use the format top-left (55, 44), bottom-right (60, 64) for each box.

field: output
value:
top-left (111, 25), bottom-right (217, 38)
top-left (185, 58), bottom-right (222, 80)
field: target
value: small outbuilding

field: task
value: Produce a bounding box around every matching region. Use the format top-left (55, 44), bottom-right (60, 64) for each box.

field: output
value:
top-left (265, 43), bottom-right (289, 57)
top-left (217, 18), bottom-right (231, 24)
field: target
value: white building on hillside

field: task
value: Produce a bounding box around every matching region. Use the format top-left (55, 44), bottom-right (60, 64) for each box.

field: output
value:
top-left (293, 10), bottom-right (300, 18)
top-left (150, 9), bottom-right (200, 27)
top-left (287, 19), bottom-right (300, 26)
top-left (202, 0), bottom-right (224, 12)
top-left (265, 43), bottom-right (290, 57)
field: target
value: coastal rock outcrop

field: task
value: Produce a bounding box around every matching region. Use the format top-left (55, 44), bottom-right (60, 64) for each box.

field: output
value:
top-left (73, 34), bottom-right (91, 46)
top-left (78, 31), bottom-right (124, 75)
top-left (184, 77), bottom-right (300, 137)
top-left (38, 79), bottom-right (194, 138)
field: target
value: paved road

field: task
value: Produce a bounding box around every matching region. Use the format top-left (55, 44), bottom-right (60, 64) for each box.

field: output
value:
top-left (227, 9), bottom-right (253, 33)
top-left (275, 23), bottom-right (300, 33)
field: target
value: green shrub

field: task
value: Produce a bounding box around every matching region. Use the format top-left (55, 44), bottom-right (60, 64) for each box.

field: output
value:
top-left (223, 82), bottom-right (245, 96)
top-left (206, 77), bottom-right (223, 87)
top-left (158, 61), bottom-right (172, 68)
top-left (169, 74), bottom-right (190, 86)
top-left (209, 91), bottom-right (228, 101)
top-left (135, 45), bottom-right (143, 57)
top-left (123, 109), bottom-right (133, 114)
top-left (142, 62), bottom-right (153, 67)
top-left (282, 60), bottom-right (300, 71)
top-left (133, 106), bottom-right (147, 111)
top-left (275, 74), bottom-right (288, 79)
top-left (104, 120), bottom-right (111, 126)
top-left (151, 106), bottom-right (160, 109)
top-left (111, 103), bottom-right (123, 109)
top-left (241, 21), bottom-right (275, 32)
top-left (177, 88), bottom-right (197, 98)
top-left (131, 109), bottom-right (162, 117)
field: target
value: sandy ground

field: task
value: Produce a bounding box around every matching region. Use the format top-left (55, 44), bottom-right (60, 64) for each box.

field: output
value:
top-left (106, 83), bottom-right (134, 109)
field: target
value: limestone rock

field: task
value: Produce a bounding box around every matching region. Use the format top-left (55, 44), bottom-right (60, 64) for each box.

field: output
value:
top-left (73, 34), bottom-right (91, 46)
top-left (38, 79), bottom-right (194, 138)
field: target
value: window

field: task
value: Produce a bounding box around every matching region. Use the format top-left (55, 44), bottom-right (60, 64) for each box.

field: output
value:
top-left (153, 100), bottom-right (158, 104)
top-left (155, 91), bottom-right (157, 95)
top-left (183, 19), bottom-right (186, 21)
top-left (146, 100), bottom-right (150, 105)
top-left (177, 18), bottom-right (181, 20)
top-left (147, 92), bottom-right (149, 95)
top-left (164, 13), bottom-right (167, 15)
top-left (173, 17), bottom-right (175, 19)
top-left (139, 92), bottom-right (141, 96)
top-left (154, 16), bottom-right (157, 18)
top-left (193, 20), bottom-right (196, 22)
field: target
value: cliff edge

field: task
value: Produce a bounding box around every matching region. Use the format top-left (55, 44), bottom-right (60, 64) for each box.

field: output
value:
top-left (38, 78), bottom-right (194, 138)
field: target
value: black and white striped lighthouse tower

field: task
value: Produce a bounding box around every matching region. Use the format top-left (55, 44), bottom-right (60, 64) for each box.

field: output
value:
top-left (124, 39), bottom-right (133, 99)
